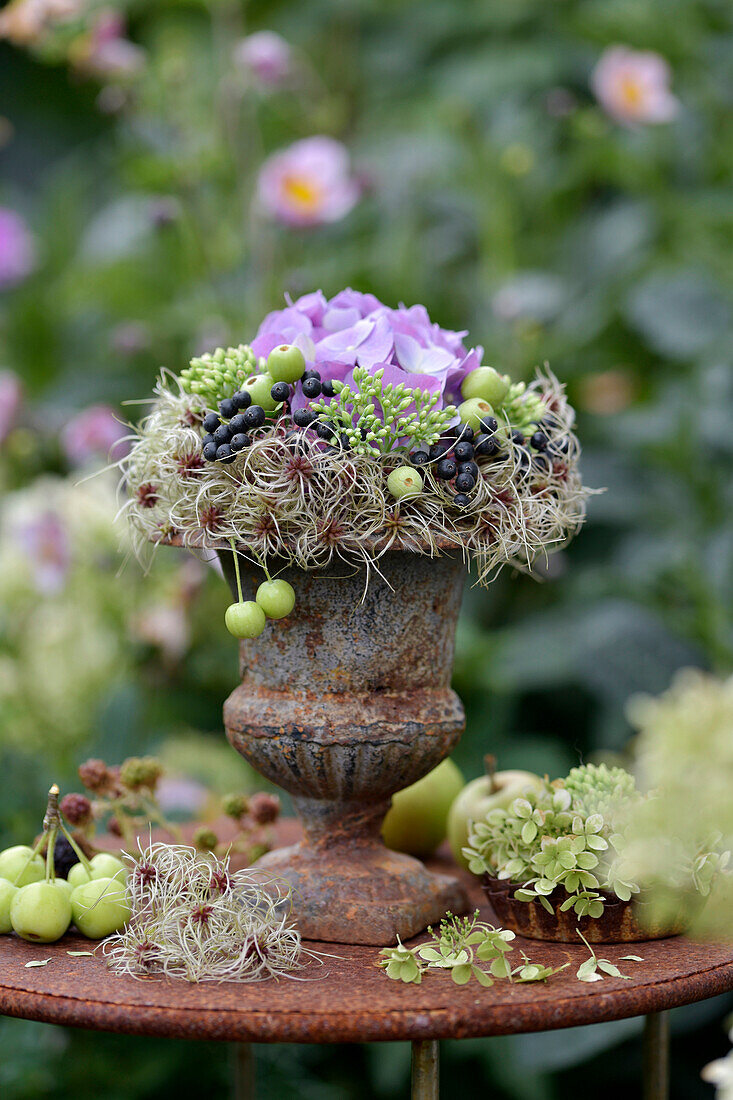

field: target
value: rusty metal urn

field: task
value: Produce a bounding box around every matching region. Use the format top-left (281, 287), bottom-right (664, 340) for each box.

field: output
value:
top-left (219, 547), bottom-right (469, 944)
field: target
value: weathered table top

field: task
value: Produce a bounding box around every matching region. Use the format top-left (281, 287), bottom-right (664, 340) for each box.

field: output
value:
top-left (1, 834), bottom-right (731, 1045)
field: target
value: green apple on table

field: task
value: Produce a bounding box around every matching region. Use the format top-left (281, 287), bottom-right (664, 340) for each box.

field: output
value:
top-left (447, 756), bottom-right (545, 869)
top-left (381, 758), bottom-right (465, 858)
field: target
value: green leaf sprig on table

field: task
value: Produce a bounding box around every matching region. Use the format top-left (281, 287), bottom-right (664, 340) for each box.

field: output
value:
top-left (377, 910), bottom-right (568, 987)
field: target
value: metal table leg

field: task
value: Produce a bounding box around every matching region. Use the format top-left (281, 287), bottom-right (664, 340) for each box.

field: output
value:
top-left (233, 1042), bottom-right (255, 1100)
top-left (643, 1012), bottom-right (670, 1100)
top-left (411, 1039), bottom-right (439, 1099)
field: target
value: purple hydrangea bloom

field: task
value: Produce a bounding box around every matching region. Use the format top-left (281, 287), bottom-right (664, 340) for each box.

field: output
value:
top-left (0, 207), bottom-right (35, 288)
top-left (255, 289), bottom-right (482, 418)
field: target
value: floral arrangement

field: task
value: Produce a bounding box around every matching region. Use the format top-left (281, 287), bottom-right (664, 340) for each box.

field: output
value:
top-left (103, 841), bottom-right (307, 983)
top-left (463, 762), bottom-right (728, 922)
top-left (123, 289), bottom-right (587, 635)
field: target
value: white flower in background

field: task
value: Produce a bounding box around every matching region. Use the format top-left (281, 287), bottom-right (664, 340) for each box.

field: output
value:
top-left (233, 30), bottom-right (292, 88)
top-left (703, 1030), bottom-right (733, 1099)
top-left (591, 46), bottom-right (679, 125)
top-left (257, 136), bottom-right (360, 227)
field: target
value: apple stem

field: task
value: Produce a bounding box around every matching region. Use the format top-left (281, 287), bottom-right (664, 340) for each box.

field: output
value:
top-left (484, 754), bottom-right (497, 793)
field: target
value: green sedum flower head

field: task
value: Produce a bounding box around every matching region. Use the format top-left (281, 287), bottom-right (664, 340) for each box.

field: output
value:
top-left (178, 345), bottom-right (259, 407)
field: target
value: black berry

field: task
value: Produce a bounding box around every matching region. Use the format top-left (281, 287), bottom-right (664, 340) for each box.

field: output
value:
top-left (230, 433), bottom-right (251, 452)
top-left (213, 424), bottom-right (231, 445)
top-left (293, 409), bottom-right (317, 428)
top-left (302, 369), bottom-right (321, 382)
top-left (511, 430), bottom-right (525, 446)
top-left (201, 433), bottom-right (216, 448)
top-left (454, 493), bottom-right (470, 509)
top-left (454, 441), bottom-right (475, 462)
top-left (243, 405), bottom-right (266, 429)
top-left (455, 472), bottom-right (476, 492)
top-left (436, 457), bottom-right (457, 480)
top-left (339, 433), bottom-right (351, 450)
top-left (216, 443), bottom-right (235, 464)
top-left (202, 441), bottom-right (218, 461)
top-left (458, 460), bottom-right (479, 479)
top-left (321, 380), bottom-right (336, 397)
top-left (410, 450), bottom-right (430, 466)
top-left (228, 413), bottom-right (248, 434)
top-left (533, 453), bottom-right (551, 472)
top-left (53, 834), bottom-right (79, 879)
top-left (479, 416), bottom-right (498, 434)
top-left (203, 412), bottom-right (221, 434)
top-left (219, 398), bottom-right (237, 420)
top-left (530, 430), bottom-right (548, 451)
top-left (271, 381), bottom-right (290, 403)
top-left (302, 377), bottom-right (322, 399)
top-left (232, 390), bottom-right (252, 410)
top-left (474, 433), bottom-right (499, 457)
top-left (454, 424), bottom-right (475, 443)
top-left (315, 421), bottom-right (334, 440)
top-left (429, 442), bottom-right (449, 461)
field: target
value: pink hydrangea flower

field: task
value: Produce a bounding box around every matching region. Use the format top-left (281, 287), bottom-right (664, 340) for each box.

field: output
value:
top-left (233, 30), bottom-right (292, 87)
top-left (0, 371), bottom-right (22, 443)
top-left (591, 46), bottom-right (679, 125)
top-left (257, 137), bottom-right (360, 228)
top-left (61, 405), bottom-right (128, 466)
top-left (0, 207), bottom-right (35, 288)
top-left (254, 289), bottom-right (482, 426)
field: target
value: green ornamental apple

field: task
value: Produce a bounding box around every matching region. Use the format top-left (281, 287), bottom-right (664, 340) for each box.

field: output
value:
top-left (447, 757), bottom-right (545, 869)
top-left (382, 758), bottom-right (465, 858)
top-left (461, 367), bottom-right (511, 406)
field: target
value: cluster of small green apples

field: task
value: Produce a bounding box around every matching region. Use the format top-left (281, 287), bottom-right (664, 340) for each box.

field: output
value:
top-left (0, 830), bottom-right (130, 944)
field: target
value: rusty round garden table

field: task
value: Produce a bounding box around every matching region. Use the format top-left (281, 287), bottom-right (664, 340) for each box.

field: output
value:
top-left (0, 837), bottom-right (731, 1100)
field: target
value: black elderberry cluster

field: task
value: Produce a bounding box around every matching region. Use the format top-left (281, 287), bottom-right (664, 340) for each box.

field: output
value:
top-left (200, 391), bottom-right (261, 465)
top-left (409, 416), bottom-right (569, 508)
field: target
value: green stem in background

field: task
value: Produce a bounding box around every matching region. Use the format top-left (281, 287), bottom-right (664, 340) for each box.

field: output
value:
top-left (139, 796), bottom-right (184, 844)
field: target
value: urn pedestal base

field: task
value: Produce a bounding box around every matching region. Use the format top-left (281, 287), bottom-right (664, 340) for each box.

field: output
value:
top-left (256, 798), bottom-right (467, 944)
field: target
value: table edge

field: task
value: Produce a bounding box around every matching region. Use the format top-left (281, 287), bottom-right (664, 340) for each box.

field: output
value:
top-left (2, 960), bottom-right (732, 1044)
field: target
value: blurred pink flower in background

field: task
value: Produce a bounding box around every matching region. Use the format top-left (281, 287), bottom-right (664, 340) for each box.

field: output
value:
top-left (61, 404), bottom-right (128, 466)
top-left (591, 46), bottom-right (679, 125)
top-left (16, 510), bottom-right (70, 594)
top-left (72, 11), bottom-right (145, 79)
top-left (0, 371), bottom-right (22, 443)
top-left (257, 136), bottom-right (360, 227)
top-left (233, 30), bottom-right (292, 87)
top-left (0, 207), bottom-right (35, 288)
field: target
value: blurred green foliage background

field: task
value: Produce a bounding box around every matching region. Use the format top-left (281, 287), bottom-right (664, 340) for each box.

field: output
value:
top-left (0, 0), bottom-right (731, 1096)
